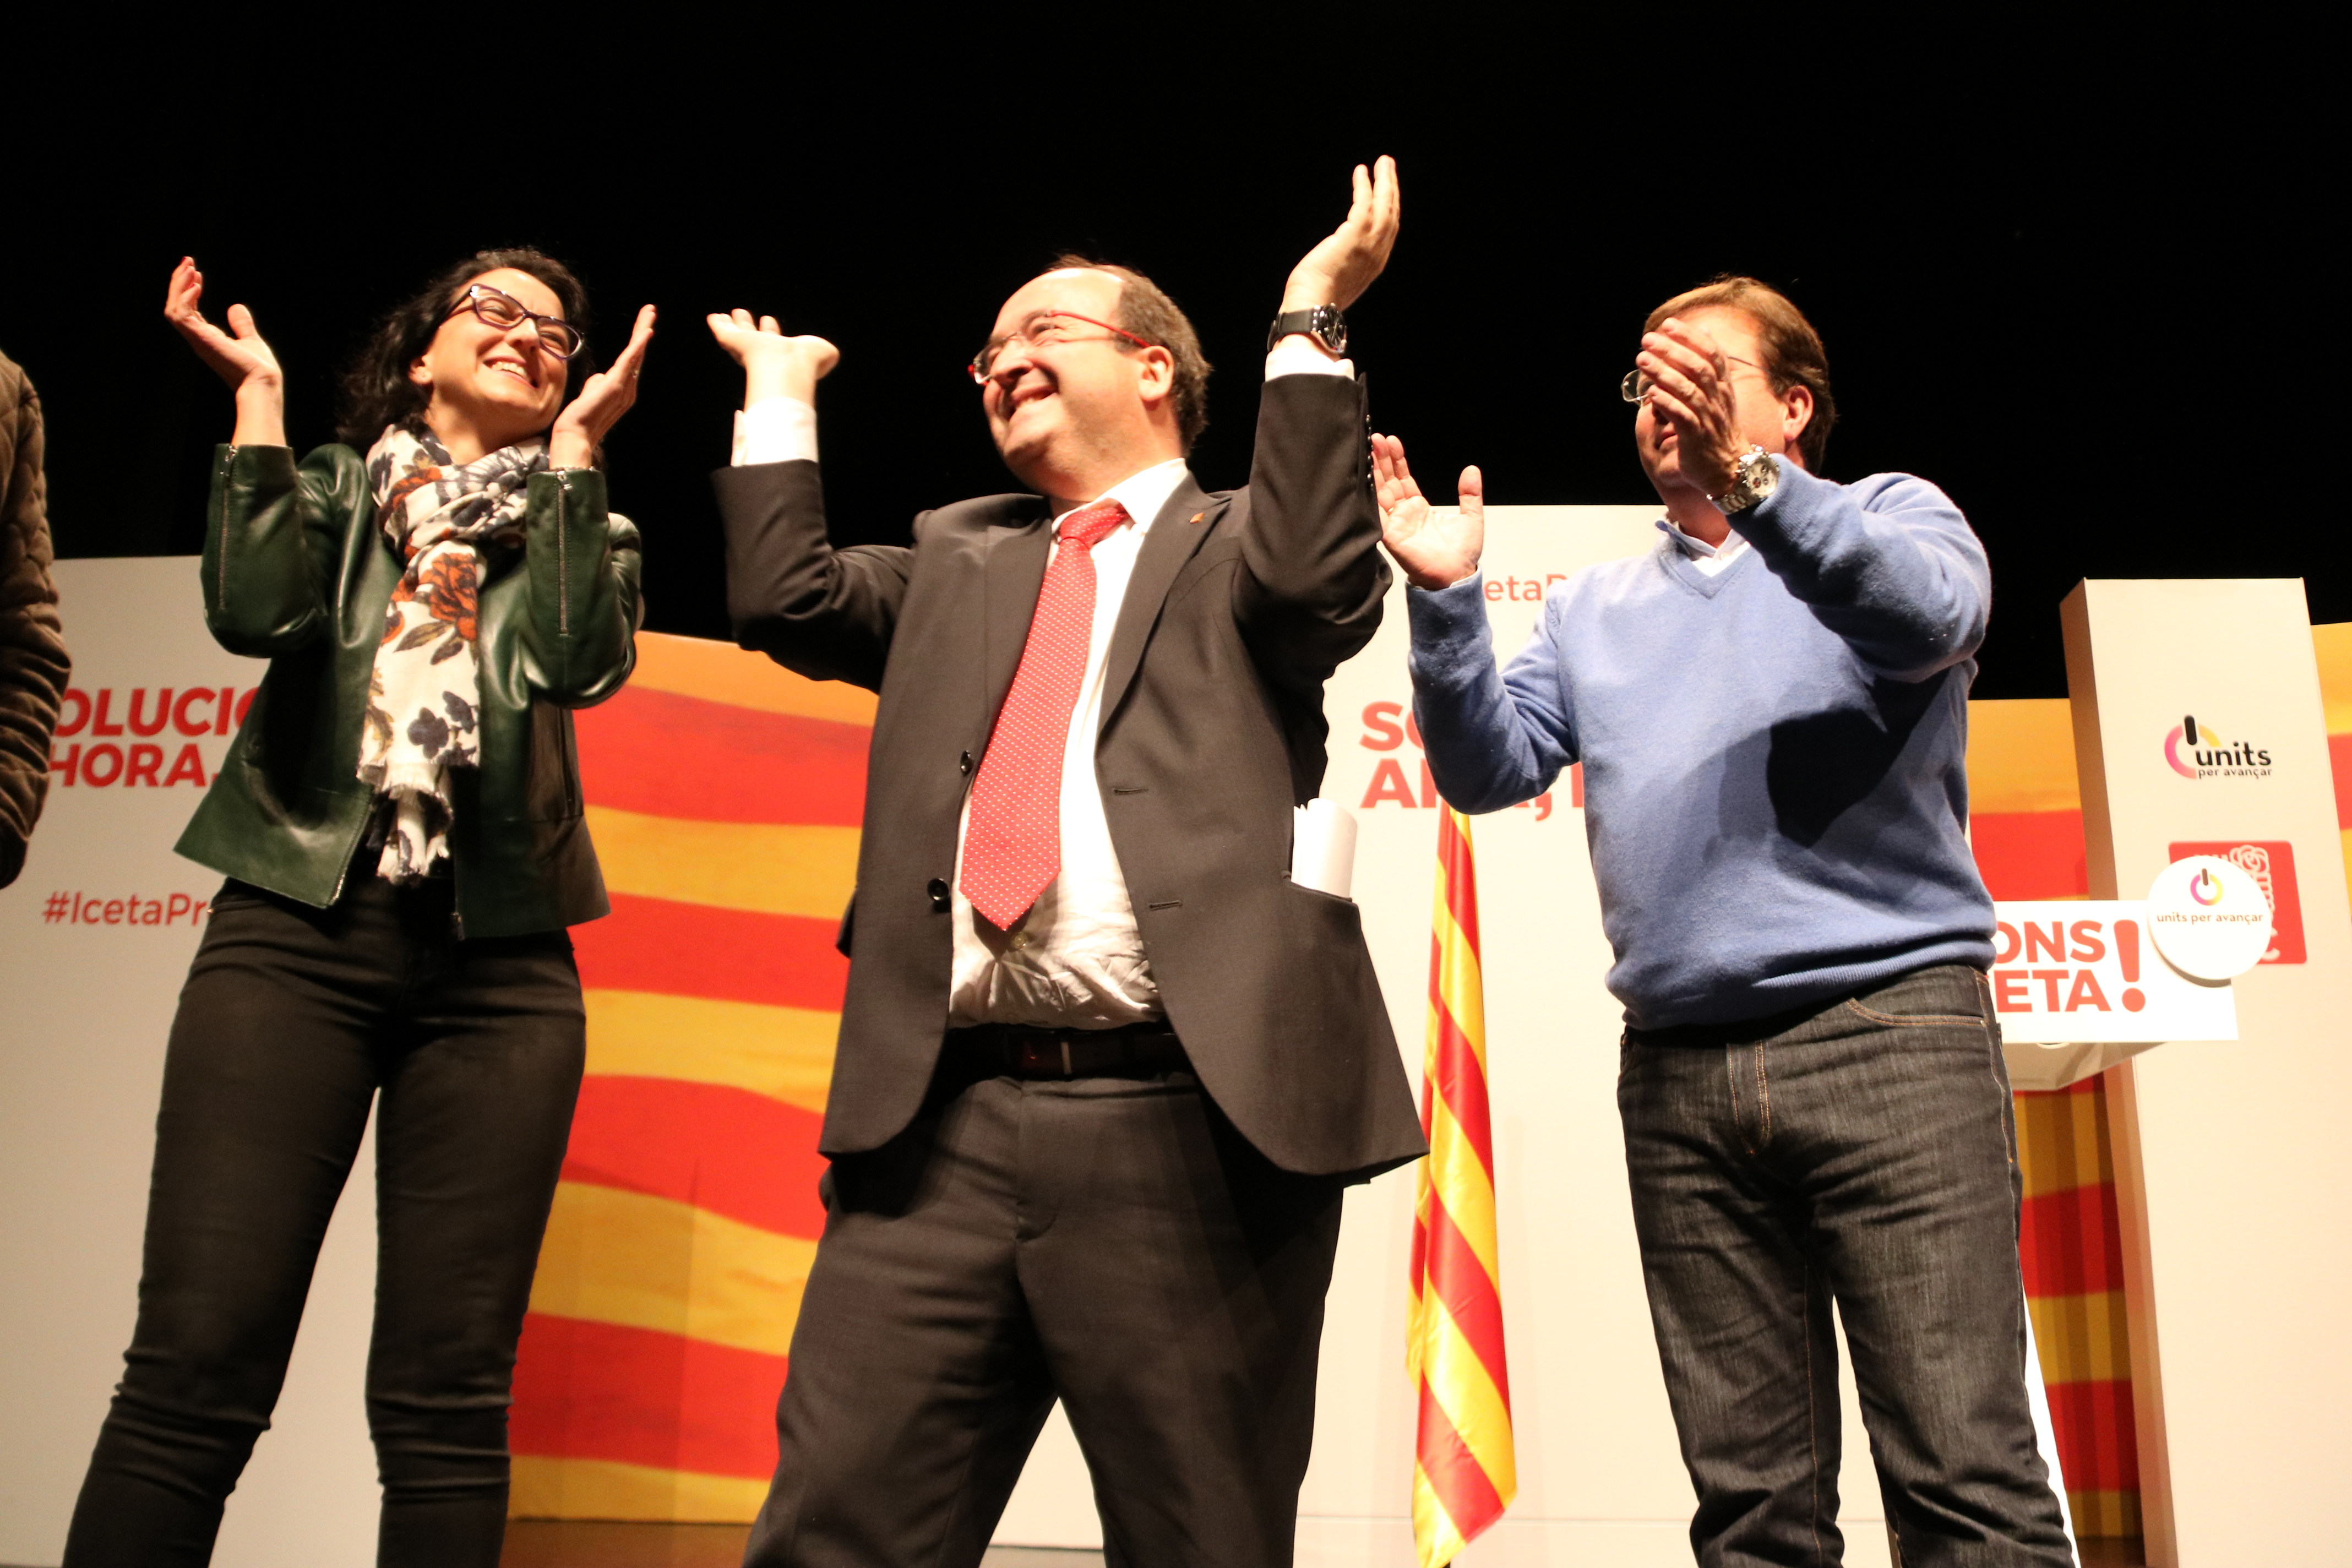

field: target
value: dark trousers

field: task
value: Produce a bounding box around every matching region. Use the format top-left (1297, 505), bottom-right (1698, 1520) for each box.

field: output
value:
top-left (1618, 963), bottom-right (2074, 1568)
top-left (744, 1061), bottom-right (1346, 1568)
top-left (63, 875), bottom-right (585, 1568)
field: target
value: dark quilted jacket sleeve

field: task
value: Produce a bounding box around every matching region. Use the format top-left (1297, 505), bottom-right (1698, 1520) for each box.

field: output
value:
top-left (0, 351), bottom-right (69, 887)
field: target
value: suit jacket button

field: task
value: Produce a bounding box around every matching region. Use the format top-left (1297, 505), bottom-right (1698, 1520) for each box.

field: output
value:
top-left (959, 750), bottom-right (973, 775)
top-left (927, 878), bottom-right (950, 911)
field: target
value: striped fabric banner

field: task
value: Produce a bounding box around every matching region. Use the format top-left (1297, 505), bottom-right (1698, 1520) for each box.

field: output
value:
top-left (2315, 623), bottom-right (2352, 901)
top-left (1407, 807), bottom-right (1515, 1566)
top-left (1965, 697), bottom-right (2138, 1541)
top-left (507, 633), bottom-right (871, 1521)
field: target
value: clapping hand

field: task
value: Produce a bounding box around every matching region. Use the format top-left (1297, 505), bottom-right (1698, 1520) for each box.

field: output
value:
top-left (164, 257), bottom-right (283, 390)
top-left (1283, 156), bottom-right (1401, 313)
top-left (164, 257), bottom-right (286, 447)
top-left (1371, 433), bottom-right (1483, 591)
top-left (705, 309), bottom-right (840, 409)
top-left (550, 304), bottom-right (657, 470)
top-left (1634, 317), bottom-right (1745, 500)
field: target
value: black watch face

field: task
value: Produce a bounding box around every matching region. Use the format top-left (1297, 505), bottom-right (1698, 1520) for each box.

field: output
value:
top-left (1313, 308), bottom-right (1348, 356)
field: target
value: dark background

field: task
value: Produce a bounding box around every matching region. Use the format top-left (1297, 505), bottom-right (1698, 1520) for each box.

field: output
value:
top-left (10, 26), bottom-right (2333, 699)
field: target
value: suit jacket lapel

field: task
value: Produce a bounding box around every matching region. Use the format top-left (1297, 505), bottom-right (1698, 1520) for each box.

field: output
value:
top-left (981, 499), bottom-right (1052, 725)
top-left (1098, 476), bottom-right (1227, 736)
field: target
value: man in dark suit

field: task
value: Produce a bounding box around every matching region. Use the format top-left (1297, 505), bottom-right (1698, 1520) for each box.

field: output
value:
top-left (706, 159), bottom-right (1423, 1567)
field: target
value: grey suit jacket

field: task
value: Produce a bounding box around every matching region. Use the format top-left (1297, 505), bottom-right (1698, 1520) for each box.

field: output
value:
top-left (714, 373), bottom-right (1424, 1179)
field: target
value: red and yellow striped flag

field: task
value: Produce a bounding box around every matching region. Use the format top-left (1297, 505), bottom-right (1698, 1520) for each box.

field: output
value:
top-left (1407, 806), bottom-right (1516, 1566)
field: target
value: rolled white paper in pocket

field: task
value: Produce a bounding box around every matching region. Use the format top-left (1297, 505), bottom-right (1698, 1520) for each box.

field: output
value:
top-left (1291, 798), bottom-right (1359, 899)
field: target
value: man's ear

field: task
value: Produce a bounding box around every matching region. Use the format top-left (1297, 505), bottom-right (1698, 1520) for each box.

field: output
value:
top-left (1134, 345), bottom-right (1176, 407)
top-left (1779, 384), bottom-right (1814, 470)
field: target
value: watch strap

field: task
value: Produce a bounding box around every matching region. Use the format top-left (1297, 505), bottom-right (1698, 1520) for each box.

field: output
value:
top-left (1267, 306), bottom-right (1347, 356)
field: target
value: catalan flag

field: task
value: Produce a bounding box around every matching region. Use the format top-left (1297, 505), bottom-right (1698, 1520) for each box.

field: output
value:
top-left (1407, 807), bottom-right (1515, 1566)
top-left (505, 632), bottom-right (870, 1521)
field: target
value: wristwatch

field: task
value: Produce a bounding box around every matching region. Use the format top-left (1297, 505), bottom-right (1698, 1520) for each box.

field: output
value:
top-left (1712, 445), bottom-right (1779, 513)
top-left (1268, 305), bottom-right (1348, 356)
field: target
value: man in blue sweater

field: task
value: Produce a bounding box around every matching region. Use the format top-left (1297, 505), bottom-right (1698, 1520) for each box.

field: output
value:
top-left (1378, 277), bottom-right (2072, 1566)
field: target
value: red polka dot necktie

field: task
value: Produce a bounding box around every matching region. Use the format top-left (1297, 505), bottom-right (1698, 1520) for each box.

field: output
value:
top-left (960, 498), bottom-right (1132, 930)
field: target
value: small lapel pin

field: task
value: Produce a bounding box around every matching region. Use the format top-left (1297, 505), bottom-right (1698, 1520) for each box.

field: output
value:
top-left (1188, 510), bottom-right (1207, 526)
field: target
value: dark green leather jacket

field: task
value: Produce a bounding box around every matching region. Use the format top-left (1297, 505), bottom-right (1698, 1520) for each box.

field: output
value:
top-left (175, 442), bottom-right (640, 937)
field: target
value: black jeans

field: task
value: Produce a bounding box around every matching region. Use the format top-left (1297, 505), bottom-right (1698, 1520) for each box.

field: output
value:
top-left (63, 875), bottom-right (585, 1568)
top-left (1617, 965), bottom-right (2073, 1568)
top-left (745, 1063), bottom-right (1345, 1568)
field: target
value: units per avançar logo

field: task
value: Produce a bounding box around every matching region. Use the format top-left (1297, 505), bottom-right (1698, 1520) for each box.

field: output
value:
top-left (2170, 840), bottom-right (2306, 964)
top-left (2162, 714), bottom-right (2272, 780)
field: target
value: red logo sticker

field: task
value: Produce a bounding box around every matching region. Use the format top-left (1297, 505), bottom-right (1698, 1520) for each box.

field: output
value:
top-left (2168, 841), bottom-right (2305, 964)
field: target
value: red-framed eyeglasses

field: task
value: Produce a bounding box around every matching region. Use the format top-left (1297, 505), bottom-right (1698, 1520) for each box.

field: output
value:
top-left (969, 309), bottom-right (1156, 383)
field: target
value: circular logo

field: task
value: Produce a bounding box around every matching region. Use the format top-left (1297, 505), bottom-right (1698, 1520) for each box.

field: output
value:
top-left (2144, 854), bottom-right (2274, 981)
top-left (2163, 723), bottom-right (2202, 778)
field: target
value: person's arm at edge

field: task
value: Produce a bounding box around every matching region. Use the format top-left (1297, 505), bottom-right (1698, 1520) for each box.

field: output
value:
top-left (1732, 461), bottom-right (1990, 682)
top-left (0, 360), bottom-right (69, 886)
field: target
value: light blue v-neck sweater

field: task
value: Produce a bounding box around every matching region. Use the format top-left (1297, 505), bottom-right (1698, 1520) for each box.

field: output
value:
top-left (1406, 458), bottom-right (1997, 1030)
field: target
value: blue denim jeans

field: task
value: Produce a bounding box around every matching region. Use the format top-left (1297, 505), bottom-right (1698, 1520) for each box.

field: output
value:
top-left (1617, 964), bottom-right (2073, 1567)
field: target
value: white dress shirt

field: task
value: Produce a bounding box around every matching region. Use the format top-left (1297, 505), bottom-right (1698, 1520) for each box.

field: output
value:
top-left (944, 458), bottom-right (1185, 1026)
top-left (1658, 516), bottom-right (1752, 576)
top-left (732, 336), bottom-right (1352, 1027)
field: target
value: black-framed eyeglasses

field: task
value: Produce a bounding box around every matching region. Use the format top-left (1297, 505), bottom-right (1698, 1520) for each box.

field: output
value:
top-left (445, 284), bottom-right (585, 360)
top-left (1621, 353), bottom-right (1762, 405)
top-left (968, 309), bottom-right (1156, 383)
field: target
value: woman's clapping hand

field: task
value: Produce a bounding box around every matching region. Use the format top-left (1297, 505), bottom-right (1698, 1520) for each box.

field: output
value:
top-left (164, 257), bottom-right (287, 448)
top-left (549, 304), bottom-right (656, 471)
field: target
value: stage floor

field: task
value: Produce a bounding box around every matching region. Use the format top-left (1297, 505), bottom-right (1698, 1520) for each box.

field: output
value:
top-left (0, 1526), bottom-right (2141, 1566)
top-left (498, 1524), bottom-right (1099, 1566)
top-left (493, 1522), bottom-right (2136, 1566)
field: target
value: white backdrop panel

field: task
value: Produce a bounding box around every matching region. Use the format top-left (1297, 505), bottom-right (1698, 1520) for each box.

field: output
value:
top-left (0, 559), bottom-right (380, 1568)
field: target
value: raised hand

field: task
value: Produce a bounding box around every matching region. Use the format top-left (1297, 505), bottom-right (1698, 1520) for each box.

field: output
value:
top-left (1371, 433), bottom-right (1483, 591)
top-left (1283, 156), bottom-right (1401, 312)
top-left (549, 304), bottom-right (657, 470)
top-left (164, 257), bottom-right (286, 447)
top-left (705, 309), bottom-right (840, 409)
top-left (164, 257), bottom-right (283, 388)
top-left (1635, 316), bottom-right (1745, 500)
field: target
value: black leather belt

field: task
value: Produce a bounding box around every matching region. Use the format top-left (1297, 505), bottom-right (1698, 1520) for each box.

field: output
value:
top-left (945, 1021), bottom-right (1188, 1079)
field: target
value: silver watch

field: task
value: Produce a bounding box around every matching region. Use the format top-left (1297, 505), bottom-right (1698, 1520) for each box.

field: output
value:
top-left (1713, 445), bottom-right (1779, 513)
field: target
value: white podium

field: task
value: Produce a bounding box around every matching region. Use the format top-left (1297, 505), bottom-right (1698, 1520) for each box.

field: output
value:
top-left (2060, 580), bottom-right (2352, 1566)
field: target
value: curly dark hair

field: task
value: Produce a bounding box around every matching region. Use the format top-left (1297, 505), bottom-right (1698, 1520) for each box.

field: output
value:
top-left (336, 248), bottom-right (593, 448)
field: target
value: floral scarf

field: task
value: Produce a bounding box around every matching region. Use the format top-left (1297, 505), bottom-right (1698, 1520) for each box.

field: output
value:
top-left (358, 425), bottom-right (546, 883)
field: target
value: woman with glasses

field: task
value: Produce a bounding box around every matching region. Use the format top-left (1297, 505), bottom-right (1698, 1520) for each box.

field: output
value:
top-left (63, 252), bottom-right (652, 1568)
